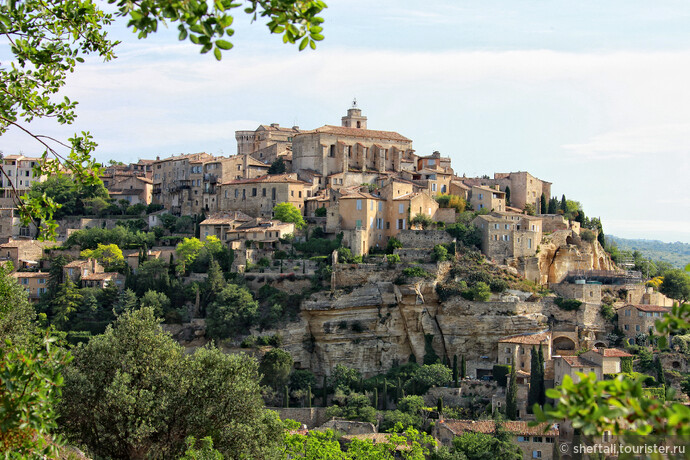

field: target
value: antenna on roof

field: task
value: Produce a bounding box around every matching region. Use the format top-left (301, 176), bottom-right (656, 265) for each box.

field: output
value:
top-left (352, 97), bottom-right (357, 108)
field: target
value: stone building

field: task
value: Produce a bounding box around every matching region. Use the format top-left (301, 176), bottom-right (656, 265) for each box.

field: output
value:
top-left (291, 106), bottom-right (415, 185)
top-left (63, 259), bottom-right (103, 283)
top-left (12, 271), bottom-right (49, 301)
top-left (201, 155), bottom-right (269, 212)
top-left (463, 171), bottom-right (551, 212)
top-left (218, 174), bottom-right (311, 218)
top-left (105, 175), bottom-right (153, 205)
top-left (0, 208), bottom-right (37, 242)
top-left (337, 189), bottom-right (386, 255)
top-left (616, 304), bottom-right (671, 343)
top-left (81, 272), bottom-right (125, 289)
top-left (199, 211), bottom-right (253, 242)
top-left (497, 331), bottom-right (552, 374)
top-left (472, 212), bottom-right (543, 263)
top-left (0, 154), bottom-right (47, 206)
top-left (152, 152), bottom-right (214, 215)
top-left (468, 185), bottom-right (506, 212)
top-left (0, 239), bottom-right (56, 270)
top-left (225, 219), bottom-right (295, 250)
top-left (235, 123), bottom-right (302, 164)
top-left (553, 348), bottom-right (631, 386)
top-left (434, 420), bottom-right (558, 460)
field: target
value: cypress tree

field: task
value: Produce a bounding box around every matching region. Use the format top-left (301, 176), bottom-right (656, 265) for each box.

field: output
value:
top-left (307, 385), bottom-right (312, 409)
top-left (373, 387), bottom-right (379, 410)
top-left (322, 376), bottom-right (328, 406)
top-left (461, 355), bottom-right (467, 380)
top-left (284, 386), bottom-right (290, 408)
top-left (382, 380), bottom-right (388, 410)
top-left (396, 377), bottom-right (402, 403)
top-left (505, 186), bottom-right (511, 207)
top-left (506, 365), bottom-right (517, 420)
top-left (528, 346), bottom-right (539, 413)
top-left (548, 197), bottom-right (558, 214)
top-left (540, 193), bottom-right (547, 214)
top-left (560, 194), bottom-right (567, 213)
top-left (537, 344), bottom-right (546, 406)
top-left (437, 397), bottom-right (444, 414)
top-left (656, 357), bottom-right (666, 387)
top-left (452, 355), bottom-right (458, 387)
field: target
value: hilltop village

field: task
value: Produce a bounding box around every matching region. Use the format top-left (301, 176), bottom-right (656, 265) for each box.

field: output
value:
top-left (3, 105), bottom-right (687, 459)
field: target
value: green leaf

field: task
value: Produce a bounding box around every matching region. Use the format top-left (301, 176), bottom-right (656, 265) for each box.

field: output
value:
top-left (179, 28), bottom-right (188, 40)
top-left (311, 33), bottom-right (324, 41)
top-left (215, 39), bottom-right (233, 50)
top-left (298, 37), bottom-right (308, 51)
top-left (213, 47), bottom-right (222, 61)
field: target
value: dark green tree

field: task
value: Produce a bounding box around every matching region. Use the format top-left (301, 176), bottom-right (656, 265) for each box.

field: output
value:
top-left (267, 157), bottom-right (286, 175)
top-left (504, 186), bottom-right (511, 207)
top-left (540, 193), bottom-right (547, 214)
top-left (437, 397), bottom-right (444, 413)
top-left (206, 284), bottom-right (259, 339)
top-left (537, 344), bottom-right (545, 406)
top-left (452, 355), bottom-right (458, 387)
top-left (655, 357), bottom-right (666, 388)
top-left (660, 269), bottom-right (690, 303)
top-left (528, 346), bottom-right (539, 413)
top-left (560, 194), bottom-right (567, 213)
top-left (259, 348), bottom-right (293, 391)
top-left (322, 376), bottom-right (328, 406)
top-left (548, 197), bottom-right (558, 214)
top-left (461, 354), bottom-right (467, 380)
top-left (284, 385), bottom-right (290, 408)
top-left (505, 365), bottom-right (518, 420)
top-left (59, 307), bottom-right (283, 458)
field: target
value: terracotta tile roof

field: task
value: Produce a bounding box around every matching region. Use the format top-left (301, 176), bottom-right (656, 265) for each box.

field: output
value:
top-left (64, 260), bottom-right (91, 268)
top-left (622, 304), bottom-right (670, 313)
top-left (499, 331), bottom-right (551, 345)
top-left (82, 272), bottom-right (122, 281)
top-left (311, 125), bottom-right (412, 142)
top-left (339, 191), bottom-right (381, 200)
top-left (593, 348), bottom-right (633, 358)
top-left (11, 271), bottom-right (50, 278)
top-left (220, 174), bottom-right (308, 186)
top-left (200, 211), bottom-right (253, 226)
top-left (472, 184), bottom-right (506, 195)
top-left (561, 355), bottom-right (598, 368)
top-left (440, 420), bottom-right (558, 437)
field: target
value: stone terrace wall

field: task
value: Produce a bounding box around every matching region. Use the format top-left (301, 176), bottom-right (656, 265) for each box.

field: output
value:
top-left (332, 263), bottom-right (400, 288)
top-left (397, 230), bottom-right (455, 248)
top-left (270, 407), bottom-right (329, 429)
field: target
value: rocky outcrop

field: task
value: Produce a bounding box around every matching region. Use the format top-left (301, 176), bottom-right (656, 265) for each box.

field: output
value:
top-left (536, 230), bottom-right (616, 284)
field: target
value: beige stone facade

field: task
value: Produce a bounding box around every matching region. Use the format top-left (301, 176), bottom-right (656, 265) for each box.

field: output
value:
top-left (106, 175), bottom-right (153, 205)
top-left (235, 123), bottom-right (302, 163)
top-left (553, 355), bottom-right (602, 386)
top-left (469, 185), bottom-right (505, 212)
top-left (152, 152), bottom-right (214, 215)
top-left (63, 259), bottom-right (103, 283)
top-left (12, 271), bottom-right (49, 300)
top-left (201, 156), bottom-right (268, 212)
top-left (218, 174), bottom-right (311, 218)
top-left (473, 212), bottom-right (543, 263)
top-left (199, 211), bottom-right (253, 242)
top-left (497, 331), bottom-right (552, 374)
top-left (0, 239), bottom-right (55, 270)
top-left (616, 304), bottom-right (670, 342)
top-left (225, 219), bottom-right (295, 250)
top-left (463, 171), bottom-right (551, 212)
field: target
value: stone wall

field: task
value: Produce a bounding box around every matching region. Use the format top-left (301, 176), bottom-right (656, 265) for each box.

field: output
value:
top-left (396, 230), bottom-right (455, 249)
top-left (394, 248), bottom-right (433, 263)
top-left (332, 263), bottom-right (401, 288)
top-left (552, 282), bottom-right (602, 304)
top-left (270, 407), bottom-right (329, 429)
top-left (433, 208), bottom-right (456, 224)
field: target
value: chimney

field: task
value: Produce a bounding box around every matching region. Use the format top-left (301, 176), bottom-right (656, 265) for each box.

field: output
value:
top-left (494, 185), bottom-right (500, 191)
top-left (270, 123), bottom-right (280, 128)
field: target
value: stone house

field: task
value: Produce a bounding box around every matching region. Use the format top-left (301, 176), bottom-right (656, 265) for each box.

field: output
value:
top-left (199, 211), bottom-right (253, 242)
top-left (152, 152), bottom-right (214, 215)
top-left (417, 151), bottom-right (452, 172)
top-left (337, 190), bottom-right (386, 255)
top-left (0, 154), bottom-right (47, 206)
top-left (616, 304), bottom-right (671, 342)
top-left (0, 239), bottom-right (56, 270)
top-left (106, 175), bottom-right (153, 205)
top-left (579, 348), bottom-right (632, 375)
top-left (81, 272), bottom-right (125, 289)
top-left (225, 219), bottom-right (295, 250)
top-left (448, 180), bottom-right (470, 200)
top-left (218, 174), bottom-right (311, 218)
top-left (63, 259), bottom-right (103, 282)
top-left (497, 331), bottom-right (552, 374)
top-left (235, 123), bottom-right (302, 164)
top-left (201, 155), bottom-right (269, 213)
top-left (472, 212), bottom-right (543, 263)
top-left (0, 209), bottom-right (38, 242)
top-left (125, 249), bottom-right (163, 272)
top-left (12, 271), bottom-right (50, 301)
top-left (463, 171), bottom-right (551, 212)
top-left (469, 185), bottom-right (506, 212)
top-left (434, 420), bottom-right (558, 460)
top-left (553, 356), bottom-right (601, 386)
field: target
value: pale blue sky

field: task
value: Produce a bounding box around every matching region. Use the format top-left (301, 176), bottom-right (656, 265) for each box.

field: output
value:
top-left (3, 1), bottom-right (690, 242)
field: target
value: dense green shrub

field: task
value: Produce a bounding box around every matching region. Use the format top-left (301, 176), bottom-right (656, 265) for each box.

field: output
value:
top-left (493, 365), bottom-right (511, 387)
top-left (432, 244), bottom-right (450, 262)
top-left (600, 303), bottom-right (616, 322)
top-left (436, 281), bottom-right (468, 301)
top-left (489, 278), bottom-right (508, 293)
top-left (554, 297), bottom-right (582, 311)
top-left (402, 267), bottom-right (433, 279)
top-left (386, 237), bottom-right (403, 254)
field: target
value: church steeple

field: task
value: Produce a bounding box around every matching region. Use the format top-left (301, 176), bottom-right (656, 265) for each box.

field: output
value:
top-left (341, 99), bottom-right (367, 129)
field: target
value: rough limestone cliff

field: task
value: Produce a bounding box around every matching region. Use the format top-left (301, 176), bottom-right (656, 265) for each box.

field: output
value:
top-left (537, 229), bottom-right (616, 284)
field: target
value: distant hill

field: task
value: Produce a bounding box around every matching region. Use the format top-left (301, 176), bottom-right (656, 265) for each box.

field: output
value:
top-left (607, 235), bottom-right (690, 269)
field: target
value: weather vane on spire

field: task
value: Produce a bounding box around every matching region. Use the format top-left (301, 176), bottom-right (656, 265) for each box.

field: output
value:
top-left (352, 97), bottom-right (358, 108)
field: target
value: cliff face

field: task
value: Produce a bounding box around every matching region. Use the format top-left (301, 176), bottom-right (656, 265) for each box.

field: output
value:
top-left (273, 280), bottom-right (603, 378)
top-left (537, 230), bottom-right (616, 284)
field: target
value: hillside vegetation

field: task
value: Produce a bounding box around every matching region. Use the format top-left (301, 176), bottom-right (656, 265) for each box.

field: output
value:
top-left (607, 235), bottom-right (690, 269)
